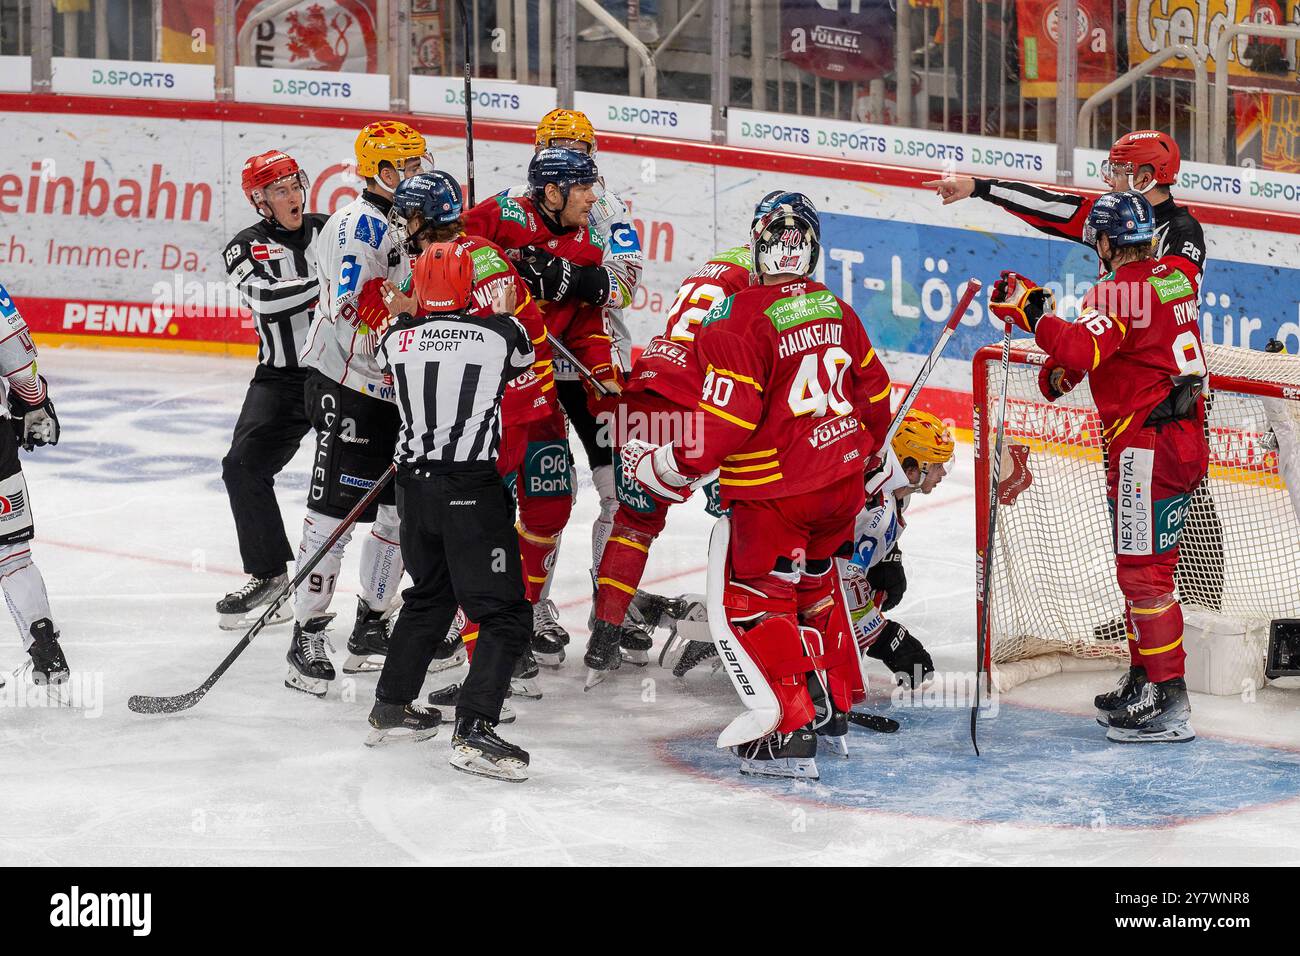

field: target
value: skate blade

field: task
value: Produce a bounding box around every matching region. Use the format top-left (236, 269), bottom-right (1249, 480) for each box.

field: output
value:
top-left (620, 647), bottom-right (650, 667)
top-left (342, 653), bottom-right (385, 675)
top-left (583, 667), bottom-right (612, 691)
top-left (1106, 722), bottom-right (1195, 744)
top-left (427, 647), bottom-right (467, 674)
top-left (737, 756), bottom-right (819, 780)
top-left (284, 668), bottom-right (329, 698)
top-left (364, 725), bottom-right (440, 748)
top-left (449, 747), bottom-right (529, 782)
top-left (533, 648), bottom-right (565, 668)
top-left (510, 677), bottom-right (543, 700)
top-left (820, 734), bottom-right (849, 758)
top-left (220, 605), bottom-right (292, 631)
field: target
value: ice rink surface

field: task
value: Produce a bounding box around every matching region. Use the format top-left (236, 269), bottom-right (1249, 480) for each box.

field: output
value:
top-left (3, 348), bottom-right (1299, 866)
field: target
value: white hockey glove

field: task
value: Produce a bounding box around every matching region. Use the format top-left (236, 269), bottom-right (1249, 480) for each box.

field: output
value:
top-left (621, 439), bottom-right (692, 504)
top-left (9, 377), bottom-right (59, 450)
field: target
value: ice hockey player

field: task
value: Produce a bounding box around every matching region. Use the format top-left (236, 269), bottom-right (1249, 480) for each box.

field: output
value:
top-left (841, 411), bottom-right (952, 690)
top-left (922, 130), bottom-right (1206, 282)
top-left (287, 120), bottom-right (430, 695)
top-left (989, 190), bottom-right (1209, 743)
top-left (588, 190), bottom-right (789, 686)
top-left (217, 150), bottom-right (327, 630)
top-left (0, 283), bottom-right (67, 686)
top-left (495, 109), bottom-right (644, 659)
top-left (384, 170), bottom-right (554, 702)
top-left (621, 195), bottom-right (894, 779)
top-left (668, 410), bottom-right (951, 695)
top-left (373, 242), bottom-right (534, 781)
top-left (463, 148), bottom-right (621, 666)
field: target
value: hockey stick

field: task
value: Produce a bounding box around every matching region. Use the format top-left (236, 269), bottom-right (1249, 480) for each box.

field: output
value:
top-left (128, 465), bottom-right (398, 715)
top-left (971, 321), bottom-right (1015, 755)
top-left (881, 278), bottom-right (982, 450)
top-left (457, 0), bottom-right (475, 206)
top-left (546, 332), bottom-right (614, 397)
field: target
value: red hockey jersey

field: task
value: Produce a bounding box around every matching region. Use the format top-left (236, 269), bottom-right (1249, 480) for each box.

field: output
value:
top-left (626, 244), bottom-right (753, 409)
top-left (463, 193), bottom-right (617, 384)
top-left (680, 279), bottom-right (893, 501)
top-left (1035, 257), bottom-right (1205, 447)
top-left (454, 233), bottom-right (555, 426)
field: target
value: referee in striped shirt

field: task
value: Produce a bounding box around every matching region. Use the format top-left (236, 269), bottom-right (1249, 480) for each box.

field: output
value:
top-left (374, 242), bottom-right (536, 782)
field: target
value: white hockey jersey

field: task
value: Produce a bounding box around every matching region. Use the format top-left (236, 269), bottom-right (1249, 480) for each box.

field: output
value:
top-left (0, 282), bottom-right (46, 414)
top-left (839, 447), bottom-right (912, 647)
top-left (300, 191), bottom-right (411, 401)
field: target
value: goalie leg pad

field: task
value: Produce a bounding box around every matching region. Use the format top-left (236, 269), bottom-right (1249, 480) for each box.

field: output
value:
top-left (796, 560), bottom-right (863, 712)
top-left (293, 509), bottom-right (354, 620)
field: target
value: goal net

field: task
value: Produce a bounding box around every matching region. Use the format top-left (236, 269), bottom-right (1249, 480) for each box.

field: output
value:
top-left (973, 340), bottom-right (1300, 688)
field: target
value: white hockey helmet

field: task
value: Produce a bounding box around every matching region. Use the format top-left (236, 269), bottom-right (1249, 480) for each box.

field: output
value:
top-left (750, 195), bottom-right (821, 279)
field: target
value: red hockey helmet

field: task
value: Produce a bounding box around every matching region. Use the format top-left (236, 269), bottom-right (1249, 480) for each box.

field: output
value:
top-left (241, 150), bottom-right (309, 215)
top-left (1103, 131), bottom-right (1181, 188)
top-left (413, 242), bottom-right (475, 313)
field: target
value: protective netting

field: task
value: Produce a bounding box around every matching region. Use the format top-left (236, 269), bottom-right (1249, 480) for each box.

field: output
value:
top-left (980, 341), bottom-right (1300, 670)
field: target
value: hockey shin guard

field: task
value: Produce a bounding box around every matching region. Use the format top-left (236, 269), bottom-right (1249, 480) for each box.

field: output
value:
top-left (1128, 594), bottom-right (1186, 683)
top-left (594, 523), bottom-right (655, 625)
top-left (0, 544), bottom-right (53, 649)
top-left (359, 503), bottom-right (404, 614)
top-left (293, 510), bottom-right (354, 621)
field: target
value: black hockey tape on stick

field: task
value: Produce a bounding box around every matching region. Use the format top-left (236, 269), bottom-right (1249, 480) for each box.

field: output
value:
top-left (971, 322), bottom-right (1015, 755)
top-left (882, 277), bottom-right (982, 450)
top-left (127, 464), bottom-right (397, 715)
top-left (547, 333), bottom-right (613, 397)
top-left (458, 0), bottom-right (475, 206)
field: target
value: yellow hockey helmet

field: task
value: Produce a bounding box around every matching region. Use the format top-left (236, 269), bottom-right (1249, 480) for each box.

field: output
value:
top-left (534, 109), bottom-right (597, 153)
top-left (892, 410), bottom-right (955, 469)
top-left (354, 121), bottom-right (428, 178)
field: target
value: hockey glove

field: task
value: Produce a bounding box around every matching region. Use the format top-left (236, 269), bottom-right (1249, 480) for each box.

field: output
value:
top-left (517, 247), bottom-right (612, 306)
top-left (8, 377), bottom-right (59, 451)
top-left (866, 544), bottom-right (907, 612)
top-left (865, 619), bottom-right (934, 689)
top-left (621, 439), bottom-right (692, 504)
top-left (1037, 358), bottom-right (1084, 401)
top-left (989, 270), bottom-right (1054, 334)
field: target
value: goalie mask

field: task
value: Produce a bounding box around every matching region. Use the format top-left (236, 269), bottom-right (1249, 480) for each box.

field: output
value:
top-left (751, 194), bottom-right (821, 279)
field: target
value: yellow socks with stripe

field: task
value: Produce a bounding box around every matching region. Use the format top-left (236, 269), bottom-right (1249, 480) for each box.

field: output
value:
top-left (1129, 594), bottom-right (1186, 683)
top-left (594, 525), bottom-right (655, 625)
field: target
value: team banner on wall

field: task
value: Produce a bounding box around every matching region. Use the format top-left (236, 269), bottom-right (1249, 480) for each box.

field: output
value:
top-left (779, 0), bottom-right (896, 82)
top-left (51, 57), bottom-right (215, 100)
top-left (1016, 0), bottom-right (1118, 98)
top-left (1, 109), bottom-right (1298, 398)
top-left (411, 77), bottom-right (557, 123)
top-left (233, 65), bottom-right (389, 110)
top-left (1127, 0), bottom-right (1300, 93)
top-left (573, 92), bottom-right (714, 142)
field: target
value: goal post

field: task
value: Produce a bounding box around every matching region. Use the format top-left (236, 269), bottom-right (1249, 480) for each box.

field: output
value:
top-left (973, 340), bottom-right (1300, 691)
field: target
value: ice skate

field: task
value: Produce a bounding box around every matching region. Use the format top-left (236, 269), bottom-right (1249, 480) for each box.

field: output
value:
top-left (216, 573), bottom-right (291, 630)
top-left (583, 619), bottom-right (626, 690)
top-left (816, 711), bottom-right (850, 757)
top-left (344, 597), bottom-right (392, 674)
top-left (531, 598), bottom-right (568, 667)
top-left (629, 590), bottom-right (692, 631)
top-left (27, 619), bottom-right (70, 686)
top-left (364, 700), bottom-right (442, 747)
top-left (1094, 665), bottom-right (1148, 726)
top-left (735, 729), bottom-right (819, 780)
top-left (285, 614), bottom-right (335, 697)
top-left (427, 609), bottom-right (467, 675)
top-left (510, 649), bottom-right (543, 700)
top-left (426, 682), bottom-right (515, 723)
top-left (1106, 677), bottom-right (1195, 743)
top-left (449, 717), bottom-right (529, 782)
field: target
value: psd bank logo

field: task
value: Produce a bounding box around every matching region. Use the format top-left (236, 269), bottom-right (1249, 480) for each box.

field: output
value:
top-left (523, 440), bottom-right (572, 497)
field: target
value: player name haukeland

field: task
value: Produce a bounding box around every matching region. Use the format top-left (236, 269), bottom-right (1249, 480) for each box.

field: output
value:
top-left (49, 886), bottom-right (151, 936)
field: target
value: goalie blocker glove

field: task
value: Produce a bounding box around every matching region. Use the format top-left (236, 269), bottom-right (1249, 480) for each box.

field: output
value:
top-left (515, 245), bottom-right (612, 306)
top-left (8, 375), bottom-right (59, 450)
top-left (866, 619), bottom-right (934, 689)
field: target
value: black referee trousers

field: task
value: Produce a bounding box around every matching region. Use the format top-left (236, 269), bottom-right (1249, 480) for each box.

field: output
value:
top-left (376, 462), bottom-right (531, 724)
